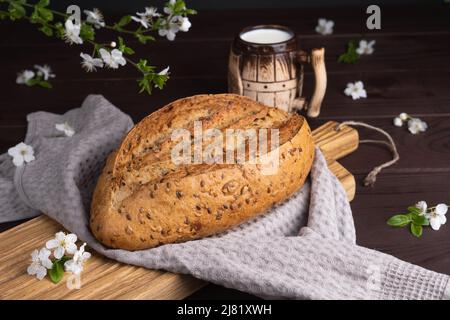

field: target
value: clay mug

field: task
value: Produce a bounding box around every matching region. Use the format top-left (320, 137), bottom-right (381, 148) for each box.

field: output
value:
top-left (228, 25), bottom-right (327, 117)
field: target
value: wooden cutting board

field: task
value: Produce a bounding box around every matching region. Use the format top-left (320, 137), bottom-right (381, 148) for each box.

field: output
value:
top-left (0, 121), bottom-right (358, 300)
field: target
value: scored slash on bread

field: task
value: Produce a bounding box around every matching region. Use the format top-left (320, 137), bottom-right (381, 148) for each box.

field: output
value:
top-left (90, 94), bottom-right (314, 250)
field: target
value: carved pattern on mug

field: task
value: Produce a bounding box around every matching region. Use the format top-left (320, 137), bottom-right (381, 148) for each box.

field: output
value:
top-left (242, 79), bottom-right (297, 92)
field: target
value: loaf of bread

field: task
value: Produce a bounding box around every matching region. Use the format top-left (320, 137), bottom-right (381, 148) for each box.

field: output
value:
top-left (90, 94), bottom-right (314, 250)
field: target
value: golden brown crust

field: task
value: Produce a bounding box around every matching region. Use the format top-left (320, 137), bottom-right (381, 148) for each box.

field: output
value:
top-left (90, 94), bottom-right (314, 250)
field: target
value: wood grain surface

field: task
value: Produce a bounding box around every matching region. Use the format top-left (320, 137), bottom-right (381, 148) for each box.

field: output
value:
top-left (1, 4), bottom-right (449, 299)
top-left (0, 122), bottom-right (355, 300)
top-left (0, 216), bottom-right (205, 300)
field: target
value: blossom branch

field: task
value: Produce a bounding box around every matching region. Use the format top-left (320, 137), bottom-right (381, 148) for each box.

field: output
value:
top-left (0, 0), bottom-right (196, 94)
top-left (387, 201), bottom-right (448, 237)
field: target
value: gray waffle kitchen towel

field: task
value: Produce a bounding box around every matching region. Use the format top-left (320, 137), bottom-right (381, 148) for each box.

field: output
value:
top-left (1, 94), bottom-right (450, 300)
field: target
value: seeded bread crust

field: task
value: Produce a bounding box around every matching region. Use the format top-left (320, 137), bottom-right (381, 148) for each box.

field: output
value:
top-left (90, 94), bottom-right (314, 250)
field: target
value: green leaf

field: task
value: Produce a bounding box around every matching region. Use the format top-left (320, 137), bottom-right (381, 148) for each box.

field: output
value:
top-left (410, 223), bottom-right (423, 237)
top-left (407, 206), bottom-right (422, 215)
top-left (153, 17), bottom-right (165, 29)
top-left (80, 23), bottom-right (95, 41)
top-left (137, 59), bottom-right (154, 73)
top-left (116, 15), bottom-right (132, 27)
top-left (136, 59), bottom-right (147, 71)
top-left (37, 0), bottom-right (50, 7)
top-left (122, 46), bottom-right (135, 55)
top-left (118, 36), bottom-right (124, 47)
top-left (25, 77), bottom-right (40, 86)
top-left (0, 10), bottom-right (9, 20)
top-left (153, 74), bottom-right (168, 90)
top-left (138, 77), bottom-right (152, 95)
top-left (25, 76), bottom-right (52, 89)
top-left (8, 1), bottom-right (26, 20)
top-left (117, 36), bottom-right (135, 55)
top-left (92, 43), bottom-right (101, 55)
top-left (30, 7), bottom-right (42, 24)
top-left (30, 4), bottom-right (53, 24)
top-left (387, 214), bottom-right (411, 227)
top-left (185, 8), bottom-right (197, 15)
top-left (37, 80), bottom-right (52, 89)
top-left (338, 40), bottom-right (359, 64)
top-left (37, 6), bottom-right (53, 22)
top-left (172, 0), bottom-right (187, 13)
top-left (48, 260), bottom-right (65, 283)
top-left (39, 25), bottom-right (53, 37)
top-left (412, 214), bottom-right (429, 226)
top-left (54, 21), bottom-right (65, 39)
top-left (59, 256), bottom-right (70, 264)
top-left (135, 33), bottom-right (155, 45)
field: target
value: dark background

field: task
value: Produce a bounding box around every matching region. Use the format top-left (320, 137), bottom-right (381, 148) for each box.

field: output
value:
top-left (48, 0), bottom-right (445, 12)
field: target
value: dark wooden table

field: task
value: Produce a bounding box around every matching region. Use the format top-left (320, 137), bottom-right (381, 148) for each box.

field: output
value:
top-left (1, 4), bottom-right (450, 299)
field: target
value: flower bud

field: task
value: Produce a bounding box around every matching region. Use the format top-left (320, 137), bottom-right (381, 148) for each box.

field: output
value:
top-left (393, 117), bottom-right (403, 127)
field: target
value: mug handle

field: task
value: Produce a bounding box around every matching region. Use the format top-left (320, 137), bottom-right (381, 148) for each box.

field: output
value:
top-left (228, 50), bottom-right (243, 95)
top-left (293, 48), bottom-right (327, 118)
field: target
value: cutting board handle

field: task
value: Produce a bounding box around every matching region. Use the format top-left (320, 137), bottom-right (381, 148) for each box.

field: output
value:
top-left (312, 121), bottom-right (359, 160)
top-left (311, 121), bottom-right (359, 201)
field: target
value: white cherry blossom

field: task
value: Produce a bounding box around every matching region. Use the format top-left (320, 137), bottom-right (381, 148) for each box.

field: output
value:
top-left (158, 66), bottom-right (170, 76)
top-left (399, 112), bottom-right (408, 121)
top-left (64, 243), bottom-right (91, 275)
top-left (46, 232), bottom-right (78, 259)
top-left (159, 25), bottom-right (179, 41)
top-left (415, 201), bottom-right (428, 214)
top-left (64, 19), bottom-right (83, 45)
top-left (27, 248), bottom-right (52, 280)
top-left (131, 15), bottom-right (150, 29)
top-left (8, 142), bottom-right (35, 167)
top-left (356, 40), bottom-right (376, 55)
top-left (344, 81), bottom-right (367, 100)
top-left (99, 48), bottom-right (126, 69)
top-left (16, 70), bottom-right (35, 84)
top-left (407, 118), bottom-right (428, 134)
top-left (84, 8), bottom-right (105, 29)
top-left (137, 7), bottom-right (161, 18)
top-left (315, 18), bottom-right (334, 35)
top-left (80, 52), bottom-right (104, 72)
top-left (34, 64), bottom-right (55, 81)
top-left (426, 204), bottom-right (448, 231)
top-left (173, 15), bottom-right (191, 32)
